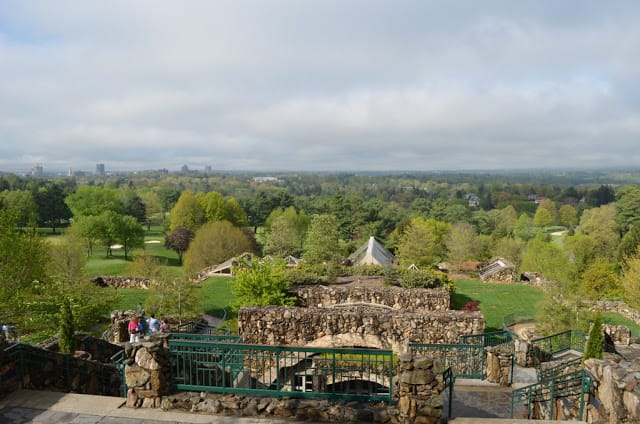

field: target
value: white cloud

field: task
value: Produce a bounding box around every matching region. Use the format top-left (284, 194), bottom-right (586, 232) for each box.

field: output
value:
top-left (0, 1), bottom-right (639, 172)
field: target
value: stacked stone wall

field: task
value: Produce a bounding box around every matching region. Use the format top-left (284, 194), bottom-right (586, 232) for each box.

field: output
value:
top-left (587, 300), bottom-right (640, 328)
top-left (238, 306), bottom-right (484, 352)
top-left (92, 276), bottom-right (152, 289)
top-left (294, 285), bottom-right (450, 312)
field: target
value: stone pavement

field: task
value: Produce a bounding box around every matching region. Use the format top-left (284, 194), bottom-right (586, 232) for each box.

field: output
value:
top-left (0, 390), bottom-right (300, 424)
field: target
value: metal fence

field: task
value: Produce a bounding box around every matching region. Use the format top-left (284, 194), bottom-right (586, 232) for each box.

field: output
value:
top-left (458, 330), bottom-right (512, 347)
top-left (529, 330), bottom-right (587, 368)
top-left (174, 321), bottom-right (231, 336)
top-left (409, 343), bottom-right (484, 379)
top-left (168, 339), bottom-right (395, 402)
top-left (5, 342), bottom-right (120, 396)
top-left (511, 369), bottom-right (593, 420)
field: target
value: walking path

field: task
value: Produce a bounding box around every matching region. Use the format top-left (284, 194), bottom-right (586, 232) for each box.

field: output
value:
top-left (0, 390), bottom-right (298, 424)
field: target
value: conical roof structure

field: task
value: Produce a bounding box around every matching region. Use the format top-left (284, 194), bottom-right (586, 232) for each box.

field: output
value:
top-left (348, 236), bottom-right (396, 266)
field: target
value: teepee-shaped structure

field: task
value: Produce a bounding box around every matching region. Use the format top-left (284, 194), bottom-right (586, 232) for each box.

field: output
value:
top-left (348, 236), bottom-right (396, 267)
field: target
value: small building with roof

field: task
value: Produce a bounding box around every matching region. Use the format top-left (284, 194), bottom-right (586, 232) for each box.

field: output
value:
top-left (348, 236), bottom-right (397, 267)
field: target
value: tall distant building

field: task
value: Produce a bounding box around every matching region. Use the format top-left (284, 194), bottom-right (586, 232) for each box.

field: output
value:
top-left (67, 167), bottom-right (73, 177)
top-left (31, 164), bottom-right (43, 177)
top-left (204, 165), bottom-right (212, 174)
top-left (180, 164), bottom-right (190, 173)
top-left (95, 163), bottom-right (105, 177)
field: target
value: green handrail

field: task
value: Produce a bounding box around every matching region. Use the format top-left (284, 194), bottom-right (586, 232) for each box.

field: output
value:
top-left (168, 340), bottom-right (395, 403)
top-left (511, 369), bottom-right (592, 420)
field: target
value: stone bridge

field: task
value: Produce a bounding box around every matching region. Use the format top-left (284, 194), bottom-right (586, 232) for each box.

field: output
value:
top-left (239, 286), bottom-right (484, 353)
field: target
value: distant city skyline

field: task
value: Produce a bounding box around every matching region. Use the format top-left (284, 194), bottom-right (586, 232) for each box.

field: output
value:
top-left (1, 1), bottom-right (639, 172)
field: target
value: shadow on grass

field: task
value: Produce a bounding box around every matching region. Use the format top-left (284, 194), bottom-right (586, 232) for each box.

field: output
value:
top-left (451, 292), bottom-right (475, 310)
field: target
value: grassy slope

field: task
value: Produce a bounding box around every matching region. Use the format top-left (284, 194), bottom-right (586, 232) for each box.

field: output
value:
top-left (452, 280), bottom-right (544, 332)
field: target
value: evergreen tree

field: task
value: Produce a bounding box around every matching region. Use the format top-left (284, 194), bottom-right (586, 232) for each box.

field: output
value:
top-left (59, 297), bottom-right (76, 354)
top-left (584, 314), bottom-right (604, 361)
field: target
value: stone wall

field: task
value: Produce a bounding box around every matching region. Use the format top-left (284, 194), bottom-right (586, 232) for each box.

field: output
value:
top-left (585, 354), bottom-right (640, 424)
top-left (294, 285), bottom-right (451, 312)
top-left (1, 342), bottom-right (121, 396)
top-left (124, 335), bottom-right (172, 408)
top-left (587, 300), bottom-right (640, 328)
top-left (92, 276), bottom-right (153, 289)
top-left (484, 345), bottom-right (513, 385)
top-left (238, 306), bottom-right (484, 353)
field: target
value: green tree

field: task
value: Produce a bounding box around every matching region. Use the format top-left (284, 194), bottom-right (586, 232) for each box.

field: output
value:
top-left (169, 190), bottom-right (205, 232)
top-left (581, 258), bottom-right (619, 300)
top-left (58, 297), bottom-right (76, 354)
top-left (533, 207), bottom-right (553, 229)
top-left (0, 189), bottom-right (37, 226)
top-left (491, 237), bottom-right (525, 268)
top-left (70, 215), bottom-right (103, 256)
top-left (521, 236), bottom-right (572, 286)
top-left (302, 214), bottom-right (342, 265)
top-left (617, 224), bottom-right (640, 265)
top-left (114, 215), bottom-right (145, 260)
top-left (264, 207), bottom-right (309, 257)
top-left (445, 222), bottom-right (478, 267)
top-left (619, 253), bottom-right (640, 310)
top-left (184, 220), bottom-right (255, 276)
top-left (0, 211), bottom-right (49, 325)
top-left (48, 232), bottom-right (87, 285)
top-left (145, 271), bottom-right (198, 324)
top-left (563, 234), bottom-right (598, 278)
top-left (65, 186), bottom-right (121, 217)
top-left (231, 258), bottom-right (295, 311)
top-left (396, 217), bottom-right (450, 267)
top-left (578, 204), bottom-right (619, 260)
top-left (138, 190), bottom-right (163, 230)
top-left (615, 185), bottom-right (640, 233)
top-left (514, 213), bottom-right (536, 241)
top-left (558, 204), bottom-right (578, 228)
top-left (584, 314), bottom-right (604, 361)
top-left (537, 199), bottom-right (558, 223)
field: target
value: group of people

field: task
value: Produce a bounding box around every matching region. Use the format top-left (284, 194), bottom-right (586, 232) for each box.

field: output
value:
top-left (128, 313), bottom-right (170, 343)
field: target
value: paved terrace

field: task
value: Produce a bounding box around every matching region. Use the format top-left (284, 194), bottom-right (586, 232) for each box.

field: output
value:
top-left (0, 390), bottom-right (585, 424)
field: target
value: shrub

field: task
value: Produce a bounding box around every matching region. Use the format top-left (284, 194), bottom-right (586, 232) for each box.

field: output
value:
top-left (462, 300), bottom-right (480, 311)
top-left (383, 266), bottom-right (455, 291)
top-left (584, 313), bottom-right (604, 361)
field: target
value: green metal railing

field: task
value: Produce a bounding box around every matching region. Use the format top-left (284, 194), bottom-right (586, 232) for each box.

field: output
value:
top-left (169, 333), bottom-right (241, 343)
top-left (442, 367), bottom-right (455, 419)
top-left (537, 356), bottom-right (584, 382)
top-left (168, 340), bottom-right (394, 402)
top-left (458, 330), bottom-right (512, 347)
top-left (529, 330), bottom-right (587, 367)
top-left (409, 343), bottom-right (484, 379)
top-left (110, 349), bottom-right (128, 397)
top-left (175, 321), bottom-right (230, 336)
top-left (511, 369), bottom-right (593, 420)
top-left (502, 313), bottom-right (535, 330)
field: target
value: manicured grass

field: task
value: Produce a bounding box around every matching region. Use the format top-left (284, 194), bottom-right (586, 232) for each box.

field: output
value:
top-left (198, 276), bottom-right (236, 317)
top-left (113, 287), bottom-right (150, 311)
top-left (452, 280), bottom-right (545, 332)
top-left (86, 256), bottom-right (132, 276)
top-left (110, 276), bottom-right (236, 318)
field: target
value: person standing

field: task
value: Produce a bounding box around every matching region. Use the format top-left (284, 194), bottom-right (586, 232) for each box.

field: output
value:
top-left (128, 315), bottom-right (140, 343)
top-left (148, 314), bottom-right (159, 333)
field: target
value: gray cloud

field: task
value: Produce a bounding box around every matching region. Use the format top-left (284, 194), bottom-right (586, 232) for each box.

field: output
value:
top-left (0, 0), bottom-right (639, 173)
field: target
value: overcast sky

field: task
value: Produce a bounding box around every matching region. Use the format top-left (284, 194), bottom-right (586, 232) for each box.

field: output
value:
top-left (1, 1), bottom-right (639, 173)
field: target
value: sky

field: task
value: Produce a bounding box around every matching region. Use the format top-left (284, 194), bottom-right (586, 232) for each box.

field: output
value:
top-left (1, 1), bottom-right (639, 173)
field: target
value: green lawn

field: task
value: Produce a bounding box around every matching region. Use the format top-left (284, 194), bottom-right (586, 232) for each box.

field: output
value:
top-left (452, 280), bottom-right (545, 331)
top-left (111, 276), bottom-right (235, 318)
